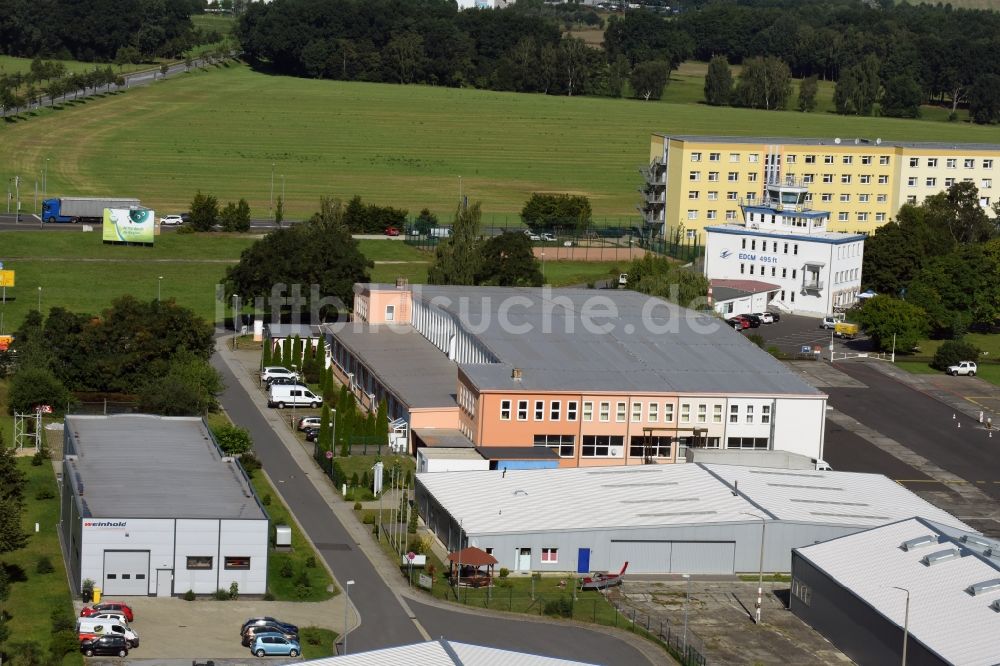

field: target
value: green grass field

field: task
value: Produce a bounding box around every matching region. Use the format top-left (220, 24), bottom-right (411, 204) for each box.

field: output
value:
top-left (4, 64), bottom-right (1000, 223)
top-left (0, 55), bottom-right (149, 79)
top-left (896, 333), bottom-right (1000, 386)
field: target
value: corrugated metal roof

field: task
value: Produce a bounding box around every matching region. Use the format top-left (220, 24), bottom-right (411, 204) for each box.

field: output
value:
top-left (300, 639), bottom-right (599, 665)
top-left (349, 285), bottom-right (822, 396)
top-left (265, 323), bottom-right (322, 339)
top-left (701, 464), bottom-right (969, 530)
top-left (794, 518), bottom-right (1000, 666)
top-left (325, 324), bottom-right (458, 409)
top-left (419, 448), bottom-right (485, 461)
top-left (64, 415), bottom-right (266, 520)
top-left (416, 464), bottom-right (971, 537)
top-left (657, 135), bottom-right (1000, 151)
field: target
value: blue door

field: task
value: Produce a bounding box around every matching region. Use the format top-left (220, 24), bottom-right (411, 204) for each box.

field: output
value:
top-left (577, 548), bottom-right (591, 574)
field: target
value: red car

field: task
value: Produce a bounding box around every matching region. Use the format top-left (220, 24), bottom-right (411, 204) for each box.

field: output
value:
top-left (80, 601), bottom-right (134, 623)
top-left (726, 315), bottom-right (751, 330)
top-left (384, 226), bottom-right (400, 237)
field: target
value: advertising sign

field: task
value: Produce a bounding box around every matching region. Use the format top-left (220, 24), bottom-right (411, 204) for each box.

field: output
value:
top-left (0, 335), bottom-right (13, 351)
top-left (418, 574), bottom-right (432, 589)
top-left (103, 208), bottom-right (155, 244)
top-left (0, 270), bottom-right (14, 287)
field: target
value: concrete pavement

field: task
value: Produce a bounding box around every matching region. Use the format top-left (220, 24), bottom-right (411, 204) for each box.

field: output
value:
top-left (213, 338), bottom-right (666, 665)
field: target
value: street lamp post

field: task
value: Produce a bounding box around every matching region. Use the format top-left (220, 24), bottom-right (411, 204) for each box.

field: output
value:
top-left (890, 586), bottom-right (910, 666)
top-left (157, 276), bottom-right (163, 303)
top-left (270, 163), bottom-right (275, 217)
top-left (541, 251), bottom-right (546, 284)
top-left (37, 286), bottom-right (42, 312)
top-left (43, 158), bottom-right (49, 200)
top-left (682, 573), bottom-right (691, 654)
top-left (343, 580), bottom-right (355, 655)
top-left (743, 512), bottom-right (766, 624)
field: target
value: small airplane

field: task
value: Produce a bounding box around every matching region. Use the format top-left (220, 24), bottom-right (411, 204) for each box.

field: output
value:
top-left (580, 561), bottom-right (628, 591)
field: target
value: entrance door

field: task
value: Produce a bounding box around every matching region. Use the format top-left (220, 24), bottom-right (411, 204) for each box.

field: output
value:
top-left (577, 548), bottom-right (591, 574)
top-left (156, 569), bottom-right (173, 597)
top-left (103, 551), bottom-right (150, 595)
top-left (515, 548), bottom-right (531, 571)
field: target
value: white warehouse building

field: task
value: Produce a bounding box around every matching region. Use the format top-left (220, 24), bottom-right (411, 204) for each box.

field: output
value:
top-left (60, 415), bottom-right (269, 597)
top-left (704, 178), bottom-right (865, 318)
top-left (415, 464), bottom-right (970, 576)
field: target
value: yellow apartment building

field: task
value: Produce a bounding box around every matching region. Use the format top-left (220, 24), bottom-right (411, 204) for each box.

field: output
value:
top-left (640, 135), bottom-right (1000, 238)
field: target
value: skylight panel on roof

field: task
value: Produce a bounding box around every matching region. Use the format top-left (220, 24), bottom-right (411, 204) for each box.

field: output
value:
top-left (922, 548), bottom-right (961, 566)
top-left (748, 470), bottom-right (826, 478)
top-left (636, 511), bottom-right (717, 518)
top-left (901, 535), bottom-right (938, 551)
top-left (768, 483), bottom-right (844, 491)
top-left (810, 512), bottom-right (892, 521)
top-left (967, 579), bottom-right (1000, 596)
top-left (790, 499), bottom-right (869, 507)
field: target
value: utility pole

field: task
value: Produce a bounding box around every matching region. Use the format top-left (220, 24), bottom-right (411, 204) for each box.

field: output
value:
top-left (270, 162), bottom-right (275, 220)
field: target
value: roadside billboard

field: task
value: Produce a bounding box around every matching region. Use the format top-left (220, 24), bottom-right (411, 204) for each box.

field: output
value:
top-left (0, 270), bottom-right (14, 287)
top-left (102, 208), bottom-right (155, 244)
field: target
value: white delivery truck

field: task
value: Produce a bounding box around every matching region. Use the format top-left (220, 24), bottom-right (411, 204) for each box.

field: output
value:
top-left (267, 384), bottom-right (321, 409)
top-left (77, 618), bottom-right (140, 648)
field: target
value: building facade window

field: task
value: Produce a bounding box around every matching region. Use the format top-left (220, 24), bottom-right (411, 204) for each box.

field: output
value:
top-left (224, 557), bottom-right (251, 570)
top-left (713, 405), bottom-right (723, 423)
top-left (648, 403), bottom-right (659, 422)
top-left (689, 171), bottom-right (701, 181)
top-left (727, 437), bottom-right (769, 449)
top-left (582, 401), bottom-right (593, 421)
top-left (927, 158), bottom-right (937, 168)
top-left (616, 402), bottom-right (627, 422)
top-left (187, 556), bottom-right (213, 570)
top-left (534, 400), bottom-right (544, 420)
top-left (880, 155), bottom-right (890, 165)
top-left (947, 158), bottom-right (957, 169)
top-left (688, 191), bottom-right (699, 200)
top-left (517, 400), bottom-right (528, 420)
top-left (567, 401), bottom-right (578, 421)
top-left (550, 401), bottom-right (561, 421)
top-left (582, 435), bottom-right (624, 457)
top-left (664, 404), bottom-right (674, 422)
top-left (629, 435), bottom-right (672, 458)
top-left (501, 400), bottom-right (511, 420)
top-left (680, 403), bottom-right (691, 423)
top-left (541, 548), bottom-right (558, 563)
top-left (697, 404), bottom-right (707, 423)
top-left (631, 402), bottom-right (642, 422)
top-left (730, 404), bottom-right (738, 423)
top-left (822, 174), bottom-right (833, 184)
top-left (746, 405), bottom-right (754, 423)
top-left (909, 157), bottom-right (919, 167)
top-left (599, 402), bottom-right (610, 422)
top-left (762, 405), bottom-right (771, 424)
top-left (533, 434), bottom-right (574, 457)
top-left (385, 305), bottom-right (395, 321)
top-left (691, 152), bottom-right (701, 162)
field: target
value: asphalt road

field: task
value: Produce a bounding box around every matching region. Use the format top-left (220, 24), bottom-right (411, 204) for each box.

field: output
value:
top-left (825, 361), bottom-right (1000, 499)
top-left (210, 352), bottom-right (655, 665)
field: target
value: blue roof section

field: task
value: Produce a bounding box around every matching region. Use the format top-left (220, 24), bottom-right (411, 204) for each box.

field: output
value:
top-left (742, 205), bottom-right (830, 220)
top-left (705, 225), bottom-right (866, 245)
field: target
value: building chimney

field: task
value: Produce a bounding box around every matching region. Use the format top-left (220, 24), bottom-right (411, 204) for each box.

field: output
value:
top-left (511, 368), bottom-right (523, 381)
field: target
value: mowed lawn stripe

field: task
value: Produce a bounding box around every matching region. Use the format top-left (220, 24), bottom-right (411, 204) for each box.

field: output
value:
top-left (3, 65), bottom-right (1000, 222)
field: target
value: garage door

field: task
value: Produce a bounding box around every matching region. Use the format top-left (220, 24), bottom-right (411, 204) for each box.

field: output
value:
top-left (671, 542), bottom-right (735, 574)
top-left (609, 541), bottom-right (736, 574)
top-left (103, 551), bottom-right (150, 596)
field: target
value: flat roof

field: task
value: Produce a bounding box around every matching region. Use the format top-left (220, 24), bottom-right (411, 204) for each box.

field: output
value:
top-left (475, 446), bottom-right (560, 460)
top-left (416, 463), bottom-right (970, 537)
top-left (710, 279), bottom-right (780, 299)
top-left (64, 415), bottom-right (266, 520)
top-left (418, 447), bottom-right (485, 461)
top-left (414, 429), bottom-right (475, 448)
top-left (325, 324), bottom-right (458, 409)
top-left (301, 638), bottom-right (599, 665)
top-left (794, 517), bottom-right (1000, 666)
top-left (706, 224), bottom-right (866, 244)
top-left (265, 323), bottom-right (322, 338)
top-left (656, 135), bottom-right (1000, 151)
top-left (355, 285), bottom-right (822, 397)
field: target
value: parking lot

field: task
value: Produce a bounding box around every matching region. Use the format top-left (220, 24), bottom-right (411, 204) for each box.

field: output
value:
top-left (76, 596), bottom-right (343, 659)
top-left (738, 312), bottom-right (867, 357)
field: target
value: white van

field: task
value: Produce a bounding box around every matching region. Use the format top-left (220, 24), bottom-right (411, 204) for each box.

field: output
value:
top-left (77, 618), bottom-right (140, 648)
top-left (429, 227), bottom-right (452, 238)
top-left (267, 384), bottom-right (321, 409)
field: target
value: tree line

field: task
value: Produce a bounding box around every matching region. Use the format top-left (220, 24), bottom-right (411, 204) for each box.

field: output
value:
top-left (858, 182), bottom-right (1000, 352)
top-left (0, 60), bottom-right (124, 114)
top-left (237, 0), bottom-right (1000, 120)
top-left (0, 0), bottom-right (212, 62)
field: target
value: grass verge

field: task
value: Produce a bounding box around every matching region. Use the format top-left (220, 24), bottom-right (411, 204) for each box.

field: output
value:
top-left (298, 626), bottom-right (337, 660)
top-left (1, 453), bottom-right (82, 666)
top-left (247, 471), bottom-right (336, 602)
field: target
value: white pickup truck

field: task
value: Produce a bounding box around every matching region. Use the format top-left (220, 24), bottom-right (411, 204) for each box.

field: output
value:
top-left (946, 361), bottom-right (977, 376)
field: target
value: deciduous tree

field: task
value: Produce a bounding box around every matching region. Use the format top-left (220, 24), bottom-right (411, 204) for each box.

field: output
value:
top-left (854, 296), bottom-right (929, 352)
top-left (475, 233), bottom-right (543, 287)
top-left (703, 55), bottom-right (732, 106)
top-left (629, 60), bottom-right (669, 101)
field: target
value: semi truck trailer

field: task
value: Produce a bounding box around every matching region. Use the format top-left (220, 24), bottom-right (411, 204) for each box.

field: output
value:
top-left (42, 197), bottom-right (141, 223)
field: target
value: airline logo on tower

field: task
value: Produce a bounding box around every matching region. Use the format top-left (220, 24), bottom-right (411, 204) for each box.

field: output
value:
top-left (84, 521), bottom-right (127, 528)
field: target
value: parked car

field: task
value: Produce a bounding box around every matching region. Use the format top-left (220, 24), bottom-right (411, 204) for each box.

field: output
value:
top-left (726, 316), bottom-right (750, 330)
top-left (947, 361), bottom-right (978, 377)
top-left (160, 214), bottom-right (184, 226)
top-left (240, 618), bottom-right (299, 636)
top-left (813, 459), bottom-right (833, 471)
top-left (261, 366), bottom-right (299, 384)
top-left (251, 633), bottom-right (301, 658)
top-left (743, 314), bottom-right (762, 328)
top-left (753, 312), bottom-right (774, 324)
top-left (86, 612), bottom-right (129, 625)
top-left (540, 232), bottom-right (557, 242)
top-left (80, 602), bottom-right (134, 623)
top-left (297, 416), bottom-right (331, 431)
top-left (767, 311), bottom-right (781, 323)
top-left (242, 624), bottom-right (298, 647)
top-left (80, 635), bottom-right (129, 658)
top-left (523, 230), bottom-right (541, 241)
top-left (384, 226), bottom-right (400, 237)
top-left (267, 376), bottom-right (299, 387)
top-left (820, 316), bottom-right (839, 329)
top-left (304, 427), bottom-right (320, 442)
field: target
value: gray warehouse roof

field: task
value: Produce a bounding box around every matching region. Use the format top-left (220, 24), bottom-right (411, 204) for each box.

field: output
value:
top-left (416, 464), bottom-right (970, 537)
top-left (324, 324), bottom-right (458, 409)
top-left (302, 638), bottom-right (598, 665)
top-left (393, 284), bottom-right (822, 396)
top-left (64, 415), bottom-right (266, 520)
top-left (794, 517), bottom-right (1000, 666)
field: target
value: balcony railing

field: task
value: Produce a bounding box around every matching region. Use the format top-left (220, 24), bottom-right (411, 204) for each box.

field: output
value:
top-left (802, 280), bottom-right (824, 293)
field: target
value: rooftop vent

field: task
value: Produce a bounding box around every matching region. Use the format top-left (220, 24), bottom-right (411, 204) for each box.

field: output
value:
top-left (922, 548), bottom-right (960, 566)
top-left (511, 368), bottom-right (523, 381)
top-left (513, 489), bottom-right (528, 497)
top-left (992, 599), bottom-right (1000, 613)
top-left (901, 535), bottom-right (938, 552)
top-left (967, 579), bottom-right (1000, 596)
top-left (961, 534), bottom-right (996, 550)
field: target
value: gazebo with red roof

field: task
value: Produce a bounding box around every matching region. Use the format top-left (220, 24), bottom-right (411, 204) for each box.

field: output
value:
top-left (447, 546), bottom-right (497, 588)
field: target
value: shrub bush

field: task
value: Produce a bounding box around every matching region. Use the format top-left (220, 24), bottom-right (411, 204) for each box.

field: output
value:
top-left (214, 588), bottom-right (230, 600)
top-left (294, 570), bottom-right (311, 589)
top-left (543, 596), bottom-right (573, 618)
top-left (182, 589), bottom-right (196, 601)
top-left (36, 557), bottom-right (54, 574)
top-left (263, 591), bottom-right (275, 601)
top-left (280, 560), bottom-right (294, 578)
top-left (49, 630), bottom-right (80, 657)
top-left (353, 501), bottom-right (362, 511)
top-left (262, 493), bottom-right (272, 506)
top-left (50, 608), bottom-right (74, 632)
top-left (361, 511), bottom-right (376, 525)
top-left (294, 584), bottom-right (312, 599)
top-left (498, 568), bottom-right (510, 579)
top-left (305, 556), bottom-right (316, 569)
top-left (240, 452), bottom-right (262, 478)
top-left (35, 487), bottom-right (55, 500)
top-left (300, 627), bottom-right (325, 646)
top-left (31, 447), bottom-right (50, 466)
top-left (229, 581), bottom-right (239, 600)
top-left (932, 339), bottom-right (981, 371)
